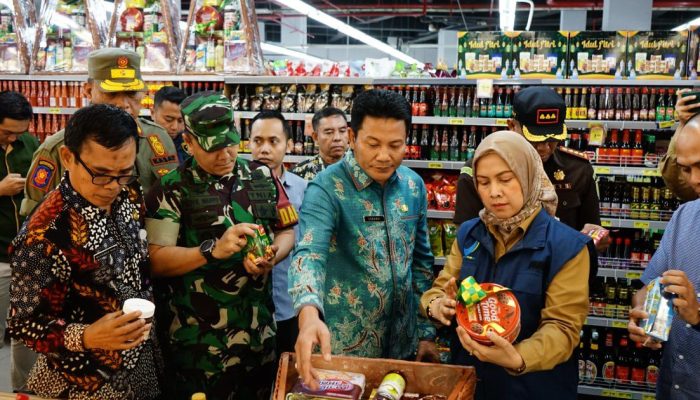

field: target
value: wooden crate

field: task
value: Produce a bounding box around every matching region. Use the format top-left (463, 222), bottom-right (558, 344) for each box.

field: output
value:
top-left (274, 353), bottom-right (476, 400)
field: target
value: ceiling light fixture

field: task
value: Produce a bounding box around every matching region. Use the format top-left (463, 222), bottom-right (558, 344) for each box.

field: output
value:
top-left (261, 42), bottom-right (330, 63)
top-left (499, 0), bottom-right (534, 32)
top-left (673, 17), bottom-right (700, 32)
top-left (273, 0), bottom-right (424, 67)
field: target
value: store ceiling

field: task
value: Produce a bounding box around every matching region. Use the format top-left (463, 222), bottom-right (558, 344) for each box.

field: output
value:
top-left (251, 0), bottom-right (700, 45)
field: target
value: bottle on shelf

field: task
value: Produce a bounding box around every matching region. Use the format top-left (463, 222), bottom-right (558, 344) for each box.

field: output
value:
top-left (602, 331), bottom-right (616, 387)
top-left (585, 328), bottom-right (601, 385)
top-left (615, 335), bottom-right (631, 386)
top-left (420, 125), bottom-right (430, 160)
top-left (656, 89), bottom-right (665, 122)
top-left (631, 342), bottom-right (647, 387)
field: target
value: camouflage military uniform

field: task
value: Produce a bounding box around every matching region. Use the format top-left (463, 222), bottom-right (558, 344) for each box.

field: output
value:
top-left (21, 48), bottom-right (178, 216)
top-left (145, 92), bottom-right (298, 400)
top-left (290, 153), bottom-right (329, 181)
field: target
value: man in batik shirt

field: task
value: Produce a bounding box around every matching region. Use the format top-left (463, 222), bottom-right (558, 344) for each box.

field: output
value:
top-left (290, 90), bottom-right (438, 390)
top-left (291, 107), bottom-right (349, 180)
top-left (8, 105), bottom-right (160, 399)
top-left (145, 92), bottom-right (297, 399)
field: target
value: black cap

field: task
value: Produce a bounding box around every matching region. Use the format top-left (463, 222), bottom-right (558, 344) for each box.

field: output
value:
top-left (513, 87), bottom-right (567, 142)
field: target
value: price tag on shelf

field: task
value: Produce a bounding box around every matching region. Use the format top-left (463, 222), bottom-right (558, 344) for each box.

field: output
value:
top-left (642, 395), bottom-right (656, 400)
top-left (476, 79), bottom-right (494, 99)
top-left (612, 320), bottom-right (628, 329)
top-left (633, 221), bottom-right (650, 229)
top-left (584, 318), bottom-right (589, 325)
top-left (448, 118), bottom-right (465, 125)
top-left (495, 119), bottom-right (508, 126)
top-left (658, 120), bottom-right (675, 129)
top-left (601, 389), bottom-right (633, 399)
top-left (428, 162), bottom-right (444, 169)
top-left (48, 107), bottom-right (61, 114)
top-left (626, 272), bottom-right (642, 279)
top-left (588, 124), bottom-right (605, 147)
top-left (601, 220), bottom-right (612, 227)
top-left (642, 169), bottom-right (661, 177)
top-left (594, 166), bottom-right (611, 174)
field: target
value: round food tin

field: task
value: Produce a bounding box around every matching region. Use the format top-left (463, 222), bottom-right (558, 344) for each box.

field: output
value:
top-left (456, 283), bottom-right (521, 346)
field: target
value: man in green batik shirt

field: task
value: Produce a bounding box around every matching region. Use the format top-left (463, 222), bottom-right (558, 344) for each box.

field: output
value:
top-left (289, 89), bottom-right (438, 390)
top-left (145, 92), bottom-right (297, 399)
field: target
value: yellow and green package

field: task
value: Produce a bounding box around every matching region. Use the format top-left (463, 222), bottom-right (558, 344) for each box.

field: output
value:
top-left (443, 222), bottom-right (457, 254)
top-left (428, 220), bottom-right (444, 257)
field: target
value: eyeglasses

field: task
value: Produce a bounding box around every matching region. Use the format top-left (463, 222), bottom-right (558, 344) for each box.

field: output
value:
top-left (74, 153), bottom-right (139, 186)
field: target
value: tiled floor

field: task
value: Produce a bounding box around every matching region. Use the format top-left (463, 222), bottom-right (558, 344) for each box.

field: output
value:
top-left (0, 343), bottom-right (11, 392)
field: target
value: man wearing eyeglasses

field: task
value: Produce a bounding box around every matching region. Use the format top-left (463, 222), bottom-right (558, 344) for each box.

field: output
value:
top-left (7, 104), bottom-right (161, 399)
top-left (20, 47), bottom-right (179, 216)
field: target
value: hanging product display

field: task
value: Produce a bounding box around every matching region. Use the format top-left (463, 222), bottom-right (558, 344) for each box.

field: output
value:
top-left (32, 0), bottom-right (110, 73)
top-left (0, 0), bottom-right (34, 73)
top-left (626, 31), bottom-right (688, 80)
top-left (506, 31), bottom-right (570, 79)
top-left (108, 0), bottom-right (180, 73)
top-left (178, 0), bottom-right (263, 74)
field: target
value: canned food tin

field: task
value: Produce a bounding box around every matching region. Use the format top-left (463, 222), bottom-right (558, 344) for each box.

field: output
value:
top-left (456, 283), bottom-right (521, 346)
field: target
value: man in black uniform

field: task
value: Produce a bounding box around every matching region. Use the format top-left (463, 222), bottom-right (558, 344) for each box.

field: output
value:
top-left (455, 86), bottom-right (608, 249)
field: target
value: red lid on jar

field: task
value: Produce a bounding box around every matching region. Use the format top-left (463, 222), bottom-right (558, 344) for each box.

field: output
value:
top-left (456, 283), bottom-right (521, 346)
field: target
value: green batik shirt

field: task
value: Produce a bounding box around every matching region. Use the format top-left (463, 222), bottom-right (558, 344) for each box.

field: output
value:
top-left (144, 157), bottom-right (295, 400)
top-left (289, 151), bottom-right (435, 360)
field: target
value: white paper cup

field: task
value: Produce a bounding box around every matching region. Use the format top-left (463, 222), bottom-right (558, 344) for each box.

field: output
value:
top-left (123, 298), bottom-right (155, 339)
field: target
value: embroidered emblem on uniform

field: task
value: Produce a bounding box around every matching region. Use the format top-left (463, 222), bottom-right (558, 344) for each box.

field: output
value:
top-left (463, 241), bottom-right (480, 260)
top-left (147, 135), bottom-right (166, 156)
top-left (30, 158), bottom-right (56, 191)
top-left (554, 169), bottom-right (565, 181)
top-left (400, 204), bottom-right (408, 213)
top-left (157, 168), bottom-right (170, 176)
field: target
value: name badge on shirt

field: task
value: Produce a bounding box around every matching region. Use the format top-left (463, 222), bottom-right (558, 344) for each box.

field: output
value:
top-left (364, 215), bottom-right (385, 222)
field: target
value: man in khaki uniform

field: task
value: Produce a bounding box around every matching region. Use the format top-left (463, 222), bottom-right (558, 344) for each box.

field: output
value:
top-left (21, 47), bottom-right (178, 216)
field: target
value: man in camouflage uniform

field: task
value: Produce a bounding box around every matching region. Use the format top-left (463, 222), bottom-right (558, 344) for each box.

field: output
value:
top-left (145, 92), bottom-right (297, 399)
top-left (21, 48), bottom-right (178, 216)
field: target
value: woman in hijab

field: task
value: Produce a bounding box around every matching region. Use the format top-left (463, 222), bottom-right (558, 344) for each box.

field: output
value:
top-left (421, 131), bottom-right (592, 400)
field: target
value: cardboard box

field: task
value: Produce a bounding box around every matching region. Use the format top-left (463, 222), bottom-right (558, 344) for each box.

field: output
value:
top-left (504, 31), bottom-right (569, 78)
top-left (627, 31), bottom-right (688, 79)
top-left (274, 353), bottom-right (476, 400)
top-left (457, 31), bottom-right (508, 79)
top-left (567, 31), bottom-right (627, 79)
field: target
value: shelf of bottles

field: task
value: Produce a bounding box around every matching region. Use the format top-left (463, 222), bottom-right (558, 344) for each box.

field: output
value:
top-left (577, 326), bottom-right (659, 399)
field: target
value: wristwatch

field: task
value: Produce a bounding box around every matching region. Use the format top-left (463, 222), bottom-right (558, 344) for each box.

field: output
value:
top-left (199, 239), bottom-right (217, 263)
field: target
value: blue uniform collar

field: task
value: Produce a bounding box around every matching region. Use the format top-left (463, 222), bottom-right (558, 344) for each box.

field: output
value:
top-left (468, 208), bottom-right (550, 257)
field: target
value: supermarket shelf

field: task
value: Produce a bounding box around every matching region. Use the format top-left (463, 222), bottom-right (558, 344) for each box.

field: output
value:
top-left (597, 268), bottom-right (645, 280)
top-left (225, 76), bottom-right (375, 85)
top-left (33, 107), bottom-right (152, 117)
top-left (145, 74), bottom-right (224, 82)
top-left (234, 111), bottom-right (316, 121)
top-left (543, 78), bottom-right (697, 87)
top-left (585, 316), bottom-right (630, 329)
top-left (599, 218), bottom-right (668, 230)
top-left (412, 116), bottom-right (676, 130)
top-left (402, 160), bottom-right (464, 170)
top-left (427, 210), bottom-right (455, 219)
top-left (239, 154), bottom-right (311, 164)
top-left (577, 384), bottom-right (656, 399)
top-left (593, 165), bottom-right (660, 176)
top-left (0, 74), bottom-right (226, 82)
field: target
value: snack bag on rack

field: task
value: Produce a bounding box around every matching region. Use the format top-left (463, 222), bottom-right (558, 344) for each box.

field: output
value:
top-left (179, 0), bottom-right (263, 74)
top-left (443, 222), bottom-right (457, 254)
top-left (0, 0), bottom-right (33, 73)
top-left (32, 0), bottom-right (110, 73)
top-left (108, 0), bottom-right (180, 73)
top-left (428, 220), bottom-right (444, 257)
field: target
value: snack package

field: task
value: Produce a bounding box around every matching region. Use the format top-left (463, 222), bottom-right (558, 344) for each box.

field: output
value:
top-left (428, 220), bottom-right (444, 257)
top-left (108, 0), bottom-right (180, 73)
top-left (456, 279), bottom-right (522, 346)
top-left (179, 0), bottom-right (263, 74)
top-left (457, 31), bottom-right (507, 78)
top-left (586, 228), bottom-right (609, 247)
top-left (243, 225), bottom-right (273, 265)
top-left (627, 31), bottom-right (688, 80)
top-left (32, 0), bottom-right (110, 73)
top-left (281, 85), bottom-right (297, 112)
top-left (286, 369), bottom-right (365, 400)
top-left (443, 222), bottom-right (457, 254)
top-left (641, 277), bottom-right (675, 343)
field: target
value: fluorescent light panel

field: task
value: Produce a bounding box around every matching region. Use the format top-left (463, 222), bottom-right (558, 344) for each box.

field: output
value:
top-left (261, 42), bottom-right (330, 63)
top-left (273, 0), bottom-right (424, 67)
top-left (673, 17), bottom-right (700, 32)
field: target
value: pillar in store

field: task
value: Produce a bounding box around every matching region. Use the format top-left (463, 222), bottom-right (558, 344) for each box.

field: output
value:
top-left (281, 16), bottom-right (307, 47)
top-left (602, 0), bottom-right (652, 31)
top-left (560, 10), bottom-right (587, 31)
top-left (437, 30), bottom-right (458, 70)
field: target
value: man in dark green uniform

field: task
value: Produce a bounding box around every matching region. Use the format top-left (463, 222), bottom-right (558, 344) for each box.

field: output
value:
top-left (0, 92), bottom-right (38, 391)
top-left (145, 92), bottom-right (297, 399)
top-left (21, 47), bottom-right (179, 215)
top-left (455, 87), bottom-right (607, 249)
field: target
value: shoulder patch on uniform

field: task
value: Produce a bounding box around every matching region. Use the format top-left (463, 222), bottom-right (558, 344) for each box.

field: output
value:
top-left (558, 146), bottom-right (589, 160)
top-left (29, 158), bottom-right (56, 192)
top-left (151, 154), bottom-right (178, 166)
top-left (147, 135), bottom-right (167, 157)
